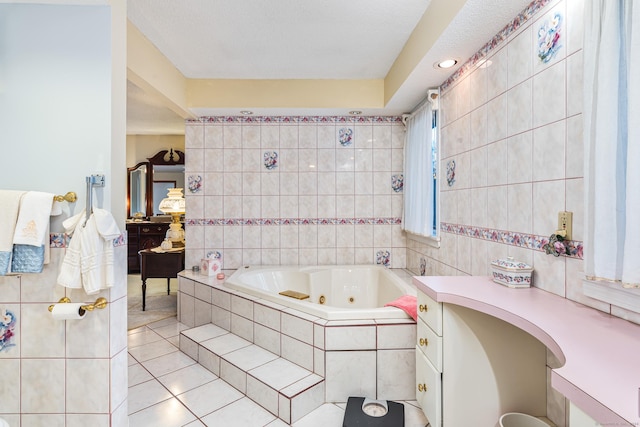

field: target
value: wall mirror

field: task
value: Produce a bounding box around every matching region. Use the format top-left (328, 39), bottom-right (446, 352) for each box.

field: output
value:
top-left (127, 148), bottom-right (185, 218)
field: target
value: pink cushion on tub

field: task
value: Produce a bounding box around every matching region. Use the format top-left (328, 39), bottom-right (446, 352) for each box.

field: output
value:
top-left (384, 295), bottom-right (417, 321)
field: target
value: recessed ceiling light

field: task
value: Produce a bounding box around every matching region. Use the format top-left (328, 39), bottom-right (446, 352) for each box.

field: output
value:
top-left (436, 59), bottom-right (458, 69)
top-left (240, 110), bottom-right (253, 115)
top-left (349, 110), bottom-right (362, 115)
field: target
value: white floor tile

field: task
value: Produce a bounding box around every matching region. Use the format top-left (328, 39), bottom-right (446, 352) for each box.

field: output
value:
top-left (157, 363), bottom-right (218, 395)
top-left (182, 323), bottom-right (229, 342)
top-left (128, 353), bottom-right (138, 366)
top-left (153, 321), bottom-right (190, 338)
top-left (128, 339), bottom-right (179, 363)
top-left (224, 344), bottom-right (279, 371)
top-left (200, 332), bottom-right (251, 355)
top-left (128, 363), bottom-right (153, 387)
top-left (281, 374), bottom-right (323, 398)
top-left (128, 325), bottom-right (148, 335)
top-left (128, 329), bottom-right (164, 348)
top-left (128, 379), bottom-right (172, 415)
top-left (141, 350), bottom-right (197, 378)
top-left (265, 419), bottom-right (290, 427)
top-left (177, 379), bottom-right (243, 417)
top-left (249, 358), bottom-right (312, 391)
top-left (403, 400), bottom-right (430, 427)
top-left (201, 397), bottom-right (277, 427)
top-left (147, 316), bottom-right (180, 329)
top-left (128, 397), bottom-right (196, 427)
top-left (292, 403), bottom-right (345, 427)
top-left (166, 335), bottom-right (180, 347)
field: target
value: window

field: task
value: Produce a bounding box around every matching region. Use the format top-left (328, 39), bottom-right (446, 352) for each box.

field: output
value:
top-left (402, 90), bottom-right (439, 246)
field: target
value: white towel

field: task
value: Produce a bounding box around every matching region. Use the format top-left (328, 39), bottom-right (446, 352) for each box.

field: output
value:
top-left (57, 209), bottom-right (121, 295)
top-left (0, 190), bottom-right (25, 275)
top-left (0, 190), bottom-right (25, 251)
top-left (13, 191), bottom-right (54, 247)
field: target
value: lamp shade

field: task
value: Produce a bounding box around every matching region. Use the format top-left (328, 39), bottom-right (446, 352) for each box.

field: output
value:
top-left (158, 188), bottom-right (186, 214)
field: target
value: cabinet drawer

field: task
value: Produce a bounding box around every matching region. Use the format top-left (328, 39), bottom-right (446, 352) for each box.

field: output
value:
top-left (416, 348), bottom-right (441, 427)
top-left (140, 225), bottom-right (167, 235)
top-left (417, 318), bottom-right (442, 372)
top-left (417, 291), bottom-right (442, 335)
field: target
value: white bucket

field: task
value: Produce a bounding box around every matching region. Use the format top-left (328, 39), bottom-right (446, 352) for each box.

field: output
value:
top-left (499, 413), bottom-right (550, 427)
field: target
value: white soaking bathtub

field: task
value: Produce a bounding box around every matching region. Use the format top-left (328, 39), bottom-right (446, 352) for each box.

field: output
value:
top-left (225, 265), bottom-right (416, 320)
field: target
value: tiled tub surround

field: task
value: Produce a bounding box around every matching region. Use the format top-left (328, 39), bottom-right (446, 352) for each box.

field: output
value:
top-left (0, 237), bottom-right (129, 426)
top-left (177, 270), bottom-right (417, 424)
top-left (183, 116), bottom-right (407, 272)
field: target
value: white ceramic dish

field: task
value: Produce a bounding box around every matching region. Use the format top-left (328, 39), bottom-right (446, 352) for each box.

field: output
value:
top-left (490, 257), bottom-right (533, 288)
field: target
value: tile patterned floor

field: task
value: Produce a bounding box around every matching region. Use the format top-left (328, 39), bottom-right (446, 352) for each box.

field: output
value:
top-left (127, 316), bottom-right (430, 427)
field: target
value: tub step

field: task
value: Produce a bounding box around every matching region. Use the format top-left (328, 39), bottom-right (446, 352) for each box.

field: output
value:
top-left (179, 323), bottom-right (324, 424)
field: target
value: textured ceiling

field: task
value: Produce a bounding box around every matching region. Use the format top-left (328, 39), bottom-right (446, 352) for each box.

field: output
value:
top-left (127, 0), bottom-right (430, 79)
top-left (126, 0), bottom-right (534, 134)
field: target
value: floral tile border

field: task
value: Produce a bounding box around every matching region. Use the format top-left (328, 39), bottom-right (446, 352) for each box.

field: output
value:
top-left (188, 116), bottom-right (403, 124)
top-left (440, 0), bottom-right (552, 92)
top-left (440, 222), bottom-right (583, 259)
top-left (186, 217), bottom-right (402, 226)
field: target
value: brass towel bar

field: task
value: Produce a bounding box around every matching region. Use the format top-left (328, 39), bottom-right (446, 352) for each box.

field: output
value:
top-left (53, 192), bottom-right (78, 203)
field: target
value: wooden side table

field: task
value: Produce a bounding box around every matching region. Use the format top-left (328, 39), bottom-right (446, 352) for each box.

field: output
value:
top-left (138, 249), bottom-right (185, 311)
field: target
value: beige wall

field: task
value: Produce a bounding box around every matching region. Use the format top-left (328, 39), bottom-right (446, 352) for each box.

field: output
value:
top-left (126, 134), bottom-right (185, 167)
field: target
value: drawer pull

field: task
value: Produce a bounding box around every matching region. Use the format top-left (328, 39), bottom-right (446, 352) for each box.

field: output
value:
top-left (419, 338), bottom-right (429, 346)
top-left (142, 227), bottom-right (150, 232)
top-left (417, 383), bottom-right (428, 392)
top-left (419, 304), bottom-right (428, 312)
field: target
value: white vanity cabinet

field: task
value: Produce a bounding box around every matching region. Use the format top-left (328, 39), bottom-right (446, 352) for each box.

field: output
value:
top-left (415, 288), bottom-right (547, 427)
top-left (415, 291), bottom-right (443, 426)
top-left (414, 275), bottom-right (640, 427)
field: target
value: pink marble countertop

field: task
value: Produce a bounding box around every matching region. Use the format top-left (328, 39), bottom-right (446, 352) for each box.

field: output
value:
top-left (413, 275), bottom-right (640, 426)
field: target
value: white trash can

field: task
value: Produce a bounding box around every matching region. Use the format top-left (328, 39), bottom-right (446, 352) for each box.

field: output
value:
top-left (499, 413), bottom-right (550, 427)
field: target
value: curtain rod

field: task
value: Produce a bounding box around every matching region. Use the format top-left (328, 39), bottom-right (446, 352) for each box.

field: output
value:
top-left (402, 89), bottom-right (439, 125)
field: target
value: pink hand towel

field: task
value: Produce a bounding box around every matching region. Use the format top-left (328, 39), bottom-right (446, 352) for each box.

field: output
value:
top-left (384, 295), bottom-right (417, 321)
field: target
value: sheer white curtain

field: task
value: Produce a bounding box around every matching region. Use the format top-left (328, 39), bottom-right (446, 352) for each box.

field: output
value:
top-left (402, 100), bottom-right (434, 237)
top-left (584, 0), bottom-right (640, 287)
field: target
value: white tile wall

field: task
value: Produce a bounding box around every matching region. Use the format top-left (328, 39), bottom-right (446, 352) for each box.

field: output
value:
top-left (410, 0), bottom-right (588, 293)
top-left (377, 349), bottom-right (416, 401)
top-left (324, 350), bottom-right (376, 402)
top-left (0, 244), bottom-right (127, 424)
top-left (185, 118), bottom-right (406, 270)
top-left (406, 0), bottom-right (598, 425)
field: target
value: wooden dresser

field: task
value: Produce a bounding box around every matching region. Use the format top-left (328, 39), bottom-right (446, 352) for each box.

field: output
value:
top-left (125, 221), bottom-right (171, 274)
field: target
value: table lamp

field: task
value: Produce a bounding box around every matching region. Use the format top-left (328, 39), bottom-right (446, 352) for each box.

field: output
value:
top-left (158, 187), bottom-right (185, 248)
